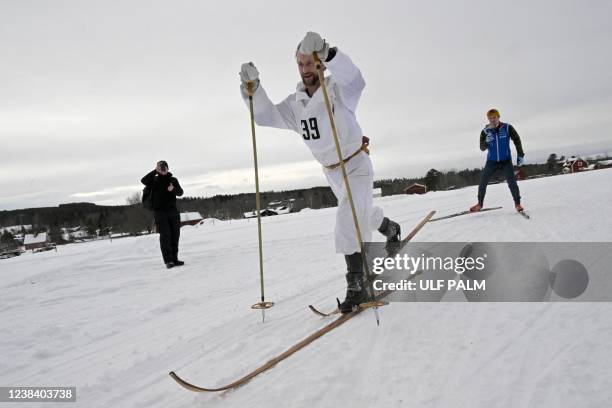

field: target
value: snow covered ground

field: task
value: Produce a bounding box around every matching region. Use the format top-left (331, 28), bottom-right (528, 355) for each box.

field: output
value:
top-left (1, 169), bottom-right (612, 408)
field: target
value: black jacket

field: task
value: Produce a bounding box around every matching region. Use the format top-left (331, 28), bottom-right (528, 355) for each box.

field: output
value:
top-left (141, 170), bottom-right (184, 211)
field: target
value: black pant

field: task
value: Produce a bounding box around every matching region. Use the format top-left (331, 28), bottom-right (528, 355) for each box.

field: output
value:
top-left (478, 160), bottom-right (521, 205)
top-left (154, 209), bottom-right (181, 263)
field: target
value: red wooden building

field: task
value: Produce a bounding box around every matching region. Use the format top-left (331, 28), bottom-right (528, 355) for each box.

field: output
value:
top-left (563, 157), bottom-right (588, 173)
top-left (404, 183), bottom-right (427, 195)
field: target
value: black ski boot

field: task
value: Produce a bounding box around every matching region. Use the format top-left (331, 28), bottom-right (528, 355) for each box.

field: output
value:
top-left (338, 252), bottom-right (369, 314)
top-left (378, 217), bottom-right (401, 254)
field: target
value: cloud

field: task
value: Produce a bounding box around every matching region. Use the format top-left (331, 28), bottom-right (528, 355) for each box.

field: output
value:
top-left (1, 0), bottom-right (612, 210)
top-left (71, 185), bottom-right (140, 198)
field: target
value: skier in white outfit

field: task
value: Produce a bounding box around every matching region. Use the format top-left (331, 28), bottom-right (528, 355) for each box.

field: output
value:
top-left (240, 32), bottom-right (401, 313)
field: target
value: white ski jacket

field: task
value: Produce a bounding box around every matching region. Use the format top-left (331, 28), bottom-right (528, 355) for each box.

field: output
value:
top-left (242, 49), bottom-right (365, 167)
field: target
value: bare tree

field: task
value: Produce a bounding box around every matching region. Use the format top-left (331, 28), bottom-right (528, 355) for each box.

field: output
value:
top-left (126, 191), bottom-right (141, 206)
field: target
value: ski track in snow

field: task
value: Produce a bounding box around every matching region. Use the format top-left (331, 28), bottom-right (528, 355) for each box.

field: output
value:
top-left (1, 169), bottom-right (611, 408)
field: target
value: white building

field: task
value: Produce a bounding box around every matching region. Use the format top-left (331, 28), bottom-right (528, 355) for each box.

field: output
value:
top-left (180, 212), bottom-right (204, 226)
top-left (23, 233), bottom-right (49, 250)
top-left (61, 227), bottom-right (90, 241)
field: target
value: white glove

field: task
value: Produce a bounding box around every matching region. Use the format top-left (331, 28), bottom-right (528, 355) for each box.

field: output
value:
top-left (298, 31), bottom-right (329, 61)
top-left (239, 62), bottom-right (260, 93)
top-left (485, 134), bottom-right (495, 144)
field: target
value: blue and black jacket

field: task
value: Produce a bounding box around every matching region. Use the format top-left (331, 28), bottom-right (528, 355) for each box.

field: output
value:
top-left (480, 122), bottom-right (524, 162)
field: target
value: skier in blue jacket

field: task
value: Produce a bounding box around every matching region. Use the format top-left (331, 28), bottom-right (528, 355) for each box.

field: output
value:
top-left (470, 109), bottom-right (525, 213)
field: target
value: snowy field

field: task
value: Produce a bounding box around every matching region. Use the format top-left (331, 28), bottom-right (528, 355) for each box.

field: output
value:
top-left (1, 169), bottom-right (612, 408)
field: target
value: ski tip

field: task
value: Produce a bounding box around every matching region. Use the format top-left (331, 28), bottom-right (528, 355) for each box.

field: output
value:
top-left (309, 304), bottom-right (340, 317)
top-left (169, 370), bottom-right (222, 392)
top-left (308, 304), bottom-right (328, 317)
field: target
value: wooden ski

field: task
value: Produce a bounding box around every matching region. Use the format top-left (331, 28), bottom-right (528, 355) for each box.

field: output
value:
top-left (169, 210), bottom-right (435, 393)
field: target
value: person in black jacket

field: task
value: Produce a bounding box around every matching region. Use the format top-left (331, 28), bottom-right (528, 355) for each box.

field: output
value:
top-left (141, 160), bottom-right (185, 269)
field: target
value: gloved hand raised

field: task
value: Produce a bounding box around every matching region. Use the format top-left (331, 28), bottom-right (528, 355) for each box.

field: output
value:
top-left (517, 155), bottom-right (525, 166)
top-left (239, 62), bottom-right (260, 93)
top-left (485, 134), bottom-right (495, 145)
top-left (298, 31), bottom-right (330, 61)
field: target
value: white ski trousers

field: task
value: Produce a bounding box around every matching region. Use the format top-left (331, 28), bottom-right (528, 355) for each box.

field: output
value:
top-left (323, 151), bottom-right (384, 255)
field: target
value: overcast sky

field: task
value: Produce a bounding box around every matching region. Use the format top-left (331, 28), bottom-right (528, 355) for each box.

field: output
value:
top-left (1, 0), bottom-right (611, 210)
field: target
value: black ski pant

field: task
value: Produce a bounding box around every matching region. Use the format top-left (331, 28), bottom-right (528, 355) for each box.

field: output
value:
top-left (478, 159), bottom-right (521, 206)
top-left (154, 208), bottom-right (181, 264)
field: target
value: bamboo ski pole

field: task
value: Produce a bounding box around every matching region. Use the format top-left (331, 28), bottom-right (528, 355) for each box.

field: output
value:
top-left (246, 81), bottom-right (274, 322)
top-left (313, 53), bottom-right (380, 325)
